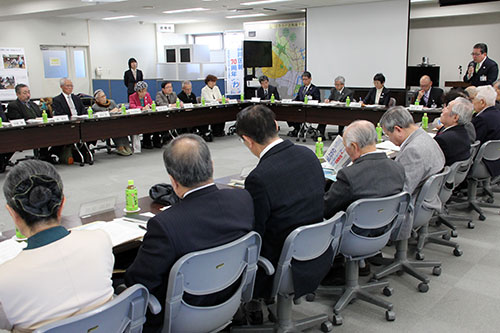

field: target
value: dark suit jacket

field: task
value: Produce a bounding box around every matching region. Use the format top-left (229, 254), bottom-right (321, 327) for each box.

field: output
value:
top-left (245, 140), bottom-right (328, 298)
top-left (177, 91), bottom-right (197, 104)
top-left (293, 84), bottom-right (320, 102)
top-left (324, 152), bottom-right (405, 233)
top-left (0, 104), bottom-right (6, 122)
top-left (257, 85), bottom-right (280, 100)
top-left (7, 99), bottom-right (42, 120)
top-left (434, 125), bottom-right (471, 166)
top-left (52, 93), bottom-right (85, 117)
top-left (463, 57), bottom-right (499, 86)
top-left (123, 69), bottom-right (144, 95)
top-left (412, 87), bottom-right (444, 108)
top-left (124, 185), bottom-right (254, 332)
top-left (327, 87), bottom-right (354, 102)
top-left (363, 87), bottom-right (391, 106)
top-left (472, 106), bottom-right (500, 177)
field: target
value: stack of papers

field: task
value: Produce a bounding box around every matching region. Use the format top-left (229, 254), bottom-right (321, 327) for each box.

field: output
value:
top-left (376, 141), bottom-right (400, 152)
top-left (72, 219), bottom-right (146, 247)
top-left (0, 239), bottom-right (27, 266)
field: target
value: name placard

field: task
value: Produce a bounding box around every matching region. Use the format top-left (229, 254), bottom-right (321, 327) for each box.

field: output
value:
top-left (127, 108), bottom-right (142, 115)
top-left (349, 102), bottom-right (362, 108)
top-left (183, 103), bottom-right (194, 109)
top-left (156, 106), bottom-right (169, 112)
top-left (53, 115), bottom-right (70, 122)
top-left (10, 119), bottom-right (26, 127)
top-left (95, 111), bottom-right (110, 118)
top-left (228, 99), bottom-right (238, 104)
top-left (307, 100), bottom-right (319, 105)
top-left (251, 97), bottom-right (261, 102)
top-left (409, 105), bottom-right (424, 111)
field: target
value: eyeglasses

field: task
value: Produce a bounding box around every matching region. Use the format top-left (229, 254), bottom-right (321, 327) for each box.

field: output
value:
top-left (471, 52), bottom-right (482, 56)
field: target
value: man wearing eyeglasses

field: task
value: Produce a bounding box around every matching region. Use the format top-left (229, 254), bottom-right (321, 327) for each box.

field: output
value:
top-left (463, 43), bottom-right (498, 87)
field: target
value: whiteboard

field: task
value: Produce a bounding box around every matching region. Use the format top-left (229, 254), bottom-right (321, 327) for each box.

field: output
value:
top-left (306, 0), bottom-right (409, 88)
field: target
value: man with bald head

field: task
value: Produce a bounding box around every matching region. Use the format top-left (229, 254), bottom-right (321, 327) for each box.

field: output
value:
top-left (125, 134), bottom-right (254, 331)
top-left (413, 75), bottom-right (443, 108)
top-left (324, 120), bottom-right (405, 232)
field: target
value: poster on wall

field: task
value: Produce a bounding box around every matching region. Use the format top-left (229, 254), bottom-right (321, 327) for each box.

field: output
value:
top-left (224, 32), bottom-right (244, 96)
top-left (243, 20), bottom-right (305, 99)
top-left (0, 47), bottom-right (29, 101)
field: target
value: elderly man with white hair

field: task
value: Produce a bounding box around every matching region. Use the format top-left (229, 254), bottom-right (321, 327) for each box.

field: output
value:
top-left (471, 85), bottom-right (500, 177)
top-left (52, 78), bottom-right (85, 117)
top-left (324, 120), bottom-right (405, 236)
top-left (493, 79), bottom-right (500, 108)
top-left (434, 97), bottom-right (474, 166)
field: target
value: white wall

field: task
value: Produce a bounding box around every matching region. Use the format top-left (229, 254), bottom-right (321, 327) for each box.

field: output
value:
top-left (409, 13), bottom-right (500, 88)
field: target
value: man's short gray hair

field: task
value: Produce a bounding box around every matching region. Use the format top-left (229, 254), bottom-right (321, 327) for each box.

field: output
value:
top-left (492, 79), bottom-right (500, 87)
top-left (450, 97), bottom-right (474, 125)
top-left (163, 134), bottom-right (213, 188)
top-left (59, 78), bottom-right (70, 87)
top-left (343, 120), bottom-right (377, 148)
top-left (475, 85), bottom-right (496, 107)
top-left (334, 76), bottom-right (345, 85)
top-left (182, 80), bottom-right (192, 88)
top-left (465, 86), bottom-right (477, 99)
top-left (379, 106), bottom-right (415, 132)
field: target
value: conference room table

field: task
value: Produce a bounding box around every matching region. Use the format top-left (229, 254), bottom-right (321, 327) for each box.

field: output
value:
top-left (0, 101), bottom-right (441, 154)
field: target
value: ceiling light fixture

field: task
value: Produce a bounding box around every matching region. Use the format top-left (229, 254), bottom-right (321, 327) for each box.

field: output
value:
top-left (240, 0), bottom-right (292, 6)
top-left (226, 13), bottom-right (267, 18)
top-left (163, 7), bottom-right (209, 14)
top-left (102, 15), bottom-right (136, 20)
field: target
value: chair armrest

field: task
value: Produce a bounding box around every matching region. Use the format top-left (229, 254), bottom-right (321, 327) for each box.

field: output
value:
top-left (148, 294), bottom-right (162, 315)
top-left (258, 256), bottom-right (275, 275)
top-left (115, 284), bottom-right (127, 295)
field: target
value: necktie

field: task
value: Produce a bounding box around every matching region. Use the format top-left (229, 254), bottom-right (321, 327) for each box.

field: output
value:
top-left (423, 93), bottom-right (428, 105)
top-left (66, 95), bottom-right (77, 116)
top-left (475, 63), bottom-right (480, 73)
top-left (264, 89), bottom-right (268, 96)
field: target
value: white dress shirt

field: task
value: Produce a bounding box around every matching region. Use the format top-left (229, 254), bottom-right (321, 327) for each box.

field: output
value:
top-left (63, 93), bottom-right (77, 116)
top-left (375, 88), bottom-right (383, 105)
top-left (260, 138), bottom-right (284, 159)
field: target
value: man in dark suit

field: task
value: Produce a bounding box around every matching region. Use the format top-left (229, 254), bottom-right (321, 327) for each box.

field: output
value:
top-left (256, 75), bottom-right (280, 100)
top-left (434, 97), bottom-right (473, 166)
top-left (125, 134), bottom-right (254, 332)
top-left (52, 78), bottom-right (85, 117)
top-left (317, 75), bottom-right (354, 138)
top-left (324, 120), bottom-right (405, 224)
top-left (236, 105), bottom-right (327, 308)
top-left (0, 104), bottom-right (12, 173)
top-left (471, 85), bottom-right (500, 177)
top-left (288, 71), bottom-right (321, 136)
top-left (413, 75), bottom-right (443, 108)
top-left (123, 57), bottom-right (144, 96)
top-left (493, 80), bottom-right (500, 109)
top-left (178, 80), bottom-right (210, 141)
top-left (464, 43), bottom-right (498, 87)
top-left (7, 84), bottom-right (53, 162)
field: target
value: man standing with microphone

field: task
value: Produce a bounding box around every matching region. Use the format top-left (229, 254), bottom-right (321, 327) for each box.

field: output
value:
top-left (464, 43), bottom-right (498, 86)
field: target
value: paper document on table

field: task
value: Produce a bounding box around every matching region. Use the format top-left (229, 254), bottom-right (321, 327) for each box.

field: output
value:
top-left (72, 219), bottom-right (146, 247)
top-left (324, 136), bottom-right (351, 173)
top-left (376, 141), bottom-right (400, 152)
top-left (0, 239), bottom-right (27, 266)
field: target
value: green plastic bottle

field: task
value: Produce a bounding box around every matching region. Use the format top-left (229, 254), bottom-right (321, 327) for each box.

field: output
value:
top-left (222, 95), bottom-right (226, 104)
top-left (201, 97), bottom-right (206, 106)
top-left (346, 96), bottom-right (351, 106)
top-left (87, 106), bottom-right (93, 118)
top-left (376, 123), bottom-right (383, 143)
top-left (15, 228), bottom-right (25, 239)
top-left (121, 104), bottom-right (126, 114)
top-left (415, 99), bottom-right (420, 106)
top-left (125, 180), bottom-right (139, 212)
top-left (270, 93), bottom-right (275, 103)
top-left (304, 95), bottom-right (309, 104)
top-left (176, 98), bottom-right (180, 108)
top-left (0, 117), bottom-right (3, 128)
top-left (315, 137), bottom-right (324, 158)
top-left (42, 110), bottom-right (48, 123)
top-left (240, 93), bottom-right (244, 102)
top-left (422, 113), bottom-right (428, 130)
top-left (151, 101), bottom-right (156, 112)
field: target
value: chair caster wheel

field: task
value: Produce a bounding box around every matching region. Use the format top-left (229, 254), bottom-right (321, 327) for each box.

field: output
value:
top-left (79, 162), bottom-right (85, 167)
top-left (418, 282), bottom-right (429, 293)
top-left (321, 321), bottom-right (334, 332)
top-left (416, 252), bottom-right (425, 261)
top-left (385, 310), bottom-right (396, 321)
top-left (332, 313), bottom-right (343, 326)
top-left (486, 197), bottom-right (494, 204)
top-left (296, 138), bottom-right (300, 142)
top-left (302, 139), bottom-right (306, 143)
top-left (479, 214), bottom-right (486, 221)
top-left (88, 161), bottom-right (94, 165)
top-left (442, 233), bottom-right (451, 241)
top-left (432, 266), bottom-right (442, 276)
top-left (453, 248), bottom-right (463, 257)
top-left (305, 293), bottom-right (315, 302)
top-left (368, 276), bottom-right (378, 283)
top-left (451, 230), bottom-right (458, 238)
top-left (468, 221), bottom-right (475, 229)
top-left (383, 286), bottom-right (393, 297)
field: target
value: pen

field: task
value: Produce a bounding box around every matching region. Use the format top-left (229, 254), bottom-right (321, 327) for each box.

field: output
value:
top-left (138, 225), bottom-right (147, 231)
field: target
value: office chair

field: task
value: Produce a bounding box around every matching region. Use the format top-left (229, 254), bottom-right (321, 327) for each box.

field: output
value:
top-left (317, 192), bottom-right (410, 324)
top-left (388, 97), bottom-right (397, 107)
top-left (34, 284), bottom-right (160, 333)
top-left (414, 166), bottom-right (464, 258)
top-left (373, 169), bottom-right (449, 293)
top-left (232, 212), bottom-right (346, 332)
top-left (296, 121), bottom-right (321, 143)
top-left (161, 231), bottom-right (261, 333)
